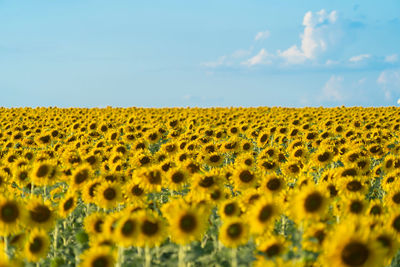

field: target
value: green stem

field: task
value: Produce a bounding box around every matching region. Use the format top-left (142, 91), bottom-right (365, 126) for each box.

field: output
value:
top-left (231, 247), bottom-right (237, 267)
top-left (281, 215), bottom-right (286, 235)
top-left (145, 246), bottom-right (151, 267)
top-left (53, 223), bottom-right (58, 257)
top-left (116, 246), bottom-right (124, 267)
top-left (178, 245), bottom-right (185, 267)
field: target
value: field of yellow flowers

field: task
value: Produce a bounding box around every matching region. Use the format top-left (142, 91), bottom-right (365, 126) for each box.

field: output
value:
top-left (1, 106), bottom-right (400, 267)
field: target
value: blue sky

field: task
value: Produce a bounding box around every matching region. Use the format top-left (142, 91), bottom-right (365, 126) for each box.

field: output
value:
top-left (1, 0), bottom-right (399, 107)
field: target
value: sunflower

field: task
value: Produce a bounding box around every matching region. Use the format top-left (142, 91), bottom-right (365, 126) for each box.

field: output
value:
top-left (203, 152), bottom-right (224, 167)
top-left (341, 195), bottom-right (368, 219)
top-left (389, 212), bottom-right (400, 235)
top-left (282, 160), bottom-right (303, 178)
top-left (337, 177), bottom-right (368, 196)
top-left (235, 153), bottom-right (256, 168)
top-left (247, 196), bottom-right (279, 235)
top-left (114, 214), bottom-right (139, 247)
top-left (312, 148), bottom-right (334, 168)
top-left (12, 166), bottom-right (30, 188)
top-left (372, 226), bottom-right (400, 266)
top-left (79, 246), bottom-right (116, 267)
top-left (321, 221), bottom-right (385, 267)
top-left (257, 235), bottom-right (287, 259)
top-left (384, 187), bottom-right (400, 209)
top-left (290, 185), bottom-right (329, 223)
top-left (95, 182), bottom-right (123, 210)
top-left (133, 167), bottom-right (163, 193)
top-left (69, 164), bottom-right (92, 190)
top-left (58, 191), bottom-right (77, 218)
top-left (81, 178), bottom-right (102, 204)
top-left (25, 197), bottom-right (56, 231)
top-left (123, 180), bottom-right (147, 204)
top-left (136, 211), bottom-right (167, 248)
top-left (84, 212), bottom-right (106, 236)
top-left (167, 203), bottom-right (209, 245)
top-left (31, 160), bottom-right (54, 186)
top-left (0, 197), bottom-right (25, 235)
top-left (218, 199), bottom-right (241, 220)
top-left (231, 167), bottom-right (259, 191)
top-left (24, 228), bottom-right (50, 263)
top-left (191, 171), bottom-right (222, 198)
top-left (219, 218), bottom-right (249, 248)
top-left (302, 222), bottom-right (328, 252)
top-left (165, 167), bottom-right (190, 192)
top-left (259, 174), bottom-right (286, 196)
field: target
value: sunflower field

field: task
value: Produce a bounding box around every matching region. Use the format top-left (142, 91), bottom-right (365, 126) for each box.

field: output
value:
top-left (1, 106), bottom-right (400, 267)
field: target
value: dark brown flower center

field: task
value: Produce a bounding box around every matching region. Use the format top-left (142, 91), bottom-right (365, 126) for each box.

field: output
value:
top-left (30, 205), bottom-right (51, 223)
top-left (209, 155), bottom-right (221, 163)
top-left (258, 205), bottom-right (273, 222)
top-left (199, 176), bottom-right (214, 188)
top-left (172, 172), bottom-right (184, 183)
top-left (346, 181), bottom-right (362, 192)
top-left (36, 164), bottom-right (50, 178)
top-left (304, 192), bottom-right (323, 212)
top-left (91, 256), bottom-right (110, 267)
top-left (317, 152), bottom-right (330, 162)
top-left (179, 214), bottom-right (197, 233)
top-left (103, 188), bottom-right (116, 200)
top-left (121, 220), bottom-right (136, 236)
top-left (392, 193), bottom-right (400, 204)
top-left (147, 171), bottom-right (161, 185)
top-left (224, 203), bottom-right (236, 216)
top-left (267, 178), bottom-right (281, 191)
top-left (131, 185), bottom-right (144, 196)
top-left (74, 169), bottom-right (89, 184)
top-left (63, 198), bottom-right (74, 211)
top-left (141, 220), bottom-right (159, 236)
top-left (265, 244), bottom-right (280, 257)
top-left (1, 202), bottom-right (19, 223)
top-left (239, 170), bottom-right (254, 183)
top-left (350, 201), bottom-right (363, 214)
top-left (227, 223), bottom-right (243, 239)
top-left (29, 237), bottom-right (43, 253)
top-left (392, 215), bottom-right (400, 232)
top-left (341, 242), bottom-right (369, 266)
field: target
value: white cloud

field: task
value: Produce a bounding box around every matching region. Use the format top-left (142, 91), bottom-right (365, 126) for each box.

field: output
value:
top-left (385, 54), bottom-right (398, 63)
top-left (321, 75), bottom-right (344, 101)
top-left (377, 69), bottom-right (400, 100)
top-left (279, 9), bottom-right (338, 64)
top-left (278, 45), bottom-right (307, 64)
top-left (397, 98), bottom-right (400, 105)
top-left (241, 49), bottom-right (272, 66)
top-left (255, 30), bottom-right (270, 41)
top-left (349, 54), bottom-right (370, 63)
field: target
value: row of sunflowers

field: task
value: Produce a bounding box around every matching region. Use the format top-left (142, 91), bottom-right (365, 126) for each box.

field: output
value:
top-left (1, 107), bottom-right (400, 266)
